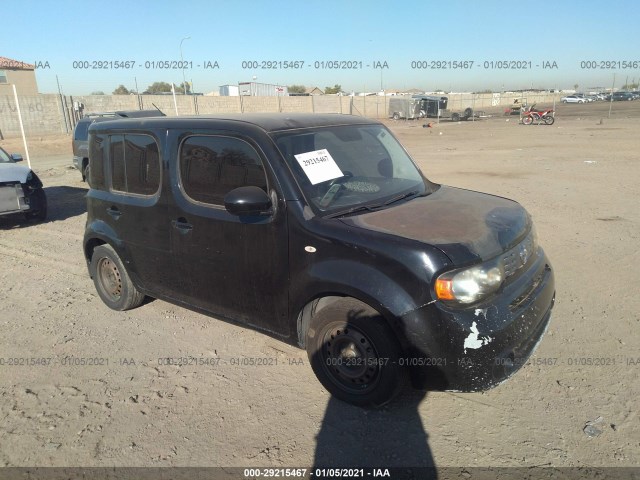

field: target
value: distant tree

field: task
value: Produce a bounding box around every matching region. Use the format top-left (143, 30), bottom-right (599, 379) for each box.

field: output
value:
top-left (622, 83), bottom-right (638, 90)
top-left (175, 82), bottom-right (191, 94)
top-left (91, 91), bottom-right (105, 95)
top-left (288, 84), bottom-right (307, 94)
top-left (573, 83), bottom-right (579, 91)
top-left (113, 85), bottom-right (130, 95)
top-left (144, 81), bottom-right (173, 94)
top-left (324, 84), bottom-right (342, 94)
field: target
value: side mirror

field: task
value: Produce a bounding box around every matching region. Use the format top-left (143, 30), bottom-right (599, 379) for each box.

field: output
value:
top-left (224, 186), bottom-right (272, 216)
top-left (11, 154), bottom-right (23, 162)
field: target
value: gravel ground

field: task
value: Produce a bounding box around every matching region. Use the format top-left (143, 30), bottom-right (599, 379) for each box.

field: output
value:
top-left (0, 101), bottom-right (638, 477)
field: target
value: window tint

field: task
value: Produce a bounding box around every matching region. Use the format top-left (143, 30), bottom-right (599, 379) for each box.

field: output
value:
top-left (109, 134), bottom-right (160, 195)
top-left (180, 136), bottom-right (267, 205)
top-left (74, 120), bottom-right (91, 141)
top-left (88, 135), bottom-right (106, 190)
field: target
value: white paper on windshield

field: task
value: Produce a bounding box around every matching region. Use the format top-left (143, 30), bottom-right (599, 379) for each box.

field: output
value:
top-left (294, 149), bottom-right (343, 185)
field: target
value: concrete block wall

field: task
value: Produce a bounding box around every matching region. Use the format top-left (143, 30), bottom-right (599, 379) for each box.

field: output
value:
top-left (0, 94), bottom-right (67, 136)
top-left (0, 92), bottom-right (570, 138)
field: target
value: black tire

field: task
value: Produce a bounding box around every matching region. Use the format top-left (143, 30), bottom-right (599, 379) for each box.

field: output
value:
top-left (562, 100), bottom-right (567, 103)
top-left (27, 188), bottom-right (47, 221)
top-left (392, 112), bottom-right (400, 120)
top-left (82, 160), bottom-right (89, 182)
top-left (451, 112), bottom-right (460, 122)
top-left (463, 107), bottom-right (473, 118)
top-left (522, 115), bottom-right (533, 125)
top-left (306, 299), bottom-right (406, 407)
top-left (543, 114), bottom-right (555, 125)
top-left (90, 244), bottom-right (145, 311)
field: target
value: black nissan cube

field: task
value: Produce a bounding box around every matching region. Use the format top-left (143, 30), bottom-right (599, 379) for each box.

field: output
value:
top-left (83, 113), bottom-right (555, 407)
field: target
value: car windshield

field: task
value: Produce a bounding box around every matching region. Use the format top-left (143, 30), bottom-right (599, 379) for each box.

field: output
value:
top-left (0, 148), bottom-right (13, 163)
top-left (273, 124), bottom-right (432, 216)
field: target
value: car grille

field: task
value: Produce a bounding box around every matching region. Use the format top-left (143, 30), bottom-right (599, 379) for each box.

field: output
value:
top-left (502, 230), bottom-right (535, 279)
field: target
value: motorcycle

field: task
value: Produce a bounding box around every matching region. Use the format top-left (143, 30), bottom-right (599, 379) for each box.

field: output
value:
top-left (521, 104), bottom-right (555, 125)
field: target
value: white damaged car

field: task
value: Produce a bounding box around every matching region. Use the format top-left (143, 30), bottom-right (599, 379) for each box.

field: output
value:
top-left (0, 147), bottom-right (47, 221)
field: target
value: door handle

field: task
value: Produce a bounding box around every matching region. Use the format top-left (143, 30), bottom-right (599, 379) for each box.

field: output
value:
top-left (107, 206), bottom-right (122, 219)
top-left (172, 217), bottom-right (193, 232)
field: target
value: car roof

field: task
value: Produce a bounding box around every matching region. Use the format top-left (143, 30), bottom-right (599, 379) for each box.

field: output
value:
top-left (80, 110), bottom-right (165, 121)
top-left (90, 113), bottom-right (380, 134)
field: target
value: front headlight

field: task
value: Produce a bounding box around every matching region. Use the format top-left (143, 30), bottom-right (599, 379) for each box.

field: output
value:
top-left (435, 260), bottom-right (504, 304)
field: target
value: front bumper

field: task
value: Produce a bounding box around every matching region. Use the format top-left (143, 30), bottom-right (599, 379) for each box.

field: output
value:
top-left (399, 246), bottom-right (555, 392)
top-left (0, 182), bottom-right (45, 217)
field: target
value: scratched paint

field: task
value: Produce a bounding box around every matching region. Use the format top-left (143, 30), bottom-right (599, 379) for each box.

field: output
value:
top-left (463, 321), bottom-right (493, 353)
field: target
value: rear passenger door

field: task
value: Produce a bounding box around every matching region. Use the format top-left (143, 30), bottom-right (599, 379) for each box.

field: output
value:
top-left (98, 132), bottom-right (172, 296)
top-left (168, 132), bottom-right (289, 335)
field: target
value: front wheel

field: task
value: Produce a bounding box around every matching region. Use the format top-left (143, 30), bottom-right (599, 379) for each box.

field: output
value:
top-left (26, 188), bottom-right (47, 221)
top-left (522, 115), bottom-right (533, 125)
top-left (306, 299), bottom-right (406, 407)
top-left (543, 115), bottom-right (555, 125)
top-left (392, 112), bottom-right (400, 120)
top-left (90, 244), bottom-right (145, 311)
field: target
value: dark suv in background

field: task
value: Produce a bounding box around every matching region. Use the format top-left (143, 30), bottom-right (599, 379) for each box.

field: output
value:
top-left (72, 110), bottom-right (164, 181)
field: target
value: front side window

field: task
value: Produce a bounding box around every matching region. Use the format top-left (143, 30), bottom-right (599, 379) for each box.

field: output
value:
top-left (179, 136), bottom-right (267, 206)
top-left (273, 124), bottom-right (430, 215)
top-left (109, 134), bottom-right (160, 195)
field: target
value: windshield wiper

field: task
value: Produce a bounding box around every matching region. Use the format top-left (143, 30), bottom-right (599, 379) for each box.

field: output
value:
top-left (324, 203), bottom-right (383, 219)
top-left (383, 190), bottom-right (421, 206)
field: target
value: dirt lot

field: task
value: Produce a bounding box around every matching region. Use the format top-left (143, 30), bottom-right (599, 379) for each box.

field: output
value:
top-left (0, 101), bottom-right (638, 476)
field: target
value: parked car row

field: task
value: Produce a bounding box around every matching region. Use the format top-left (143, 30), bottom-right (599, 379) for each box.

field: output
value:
top-left (561, 92), bottom-right (639, 103)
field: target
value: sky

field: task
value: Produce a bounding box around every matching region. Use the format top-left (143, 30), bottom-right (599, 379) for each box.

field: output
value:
top-left (2, 0), bottom-right (640, 95)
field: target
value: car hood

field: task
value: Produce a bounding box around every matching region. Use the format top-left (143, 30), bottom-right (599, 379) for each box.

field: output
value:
top-left (0, 163), bottom-right (30, 183)
top-left (339, 186), bottom-right (530, 265)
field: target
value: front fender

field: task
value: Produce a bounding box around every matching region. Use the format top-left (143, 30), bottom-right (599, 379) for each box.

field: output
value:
top-left (305, 259), bottom-right (420, 318)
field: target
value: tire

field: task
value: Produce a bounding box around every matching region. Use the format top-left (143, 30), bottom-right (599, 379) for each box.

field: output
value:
top-left (463, 107), bottom-right (473, 118)
top-left (306, 299), bottom-right (406, 407)
top-left (27, 188), bottom-right (47, 221)
top-left (392, 112), bottom-right (400, 120)
top-left (543, 115), bottom-right (555, 125)
top-left (451, 112), bottom-right (460, 122)
top-left (90, 244), bottom-right (145, 311)
top-left (562, 100), bottom-right (567, 103)
top-left (522, 115), bottom-right (533, 125)
top-left (82, 160), bottom-right (89, 182)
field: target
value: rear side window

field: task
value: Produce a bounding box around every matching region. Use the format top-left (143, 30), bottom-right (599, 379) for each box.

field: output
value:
top-left (109, 134), bottom-right (161, 196)
top-left (74, 120), bottom-right (91, 141)
top-left (179, 136), bottom-right (267, 205)
top-left (88, 134), bottom-right (106, 190)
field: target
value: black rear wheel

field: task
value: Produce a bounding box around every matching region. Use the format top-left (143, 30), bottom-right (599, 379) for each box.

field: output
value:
top-left (543, 114), bottom-right (555, 125)
top-left (90, 244), bottom-right (145, 311)
top-left (306, 299), bottom-right (406, 407)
